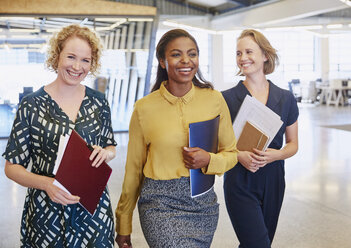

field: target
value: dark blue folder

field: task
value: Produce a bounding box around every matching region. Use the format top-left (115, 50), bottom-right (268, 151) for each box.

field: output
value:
top-left (189, 115), bottom-right (219, 198)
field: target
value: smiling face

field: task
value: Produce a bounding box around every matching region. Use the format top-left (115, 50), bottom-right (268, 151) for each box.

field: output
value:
top-left (56, 36), bottom-right (92, 86)
top-left (159, 36), bottom-right (199, 87)
top-left (236, 36), bottom-right (267, 78)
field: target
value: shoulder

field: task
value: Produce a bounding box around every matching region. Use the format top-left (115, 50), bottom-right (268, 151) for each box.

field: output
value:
top-left (134, 90), bottom-right (160, 108)
top-left (196, 86), bottom-right (222, 98)
top-left (221, 81), bottom-right (243, 101)
top-left (85, 86), bottom-right (106, 101)
top-left (221, 82), bottom-right (245, 108)
top-left (20, 87), bottom-right (46, 105)
top-left (221, 87), bottom-right (235, 99)
top-left (270, 82), bottom-right (296, 103)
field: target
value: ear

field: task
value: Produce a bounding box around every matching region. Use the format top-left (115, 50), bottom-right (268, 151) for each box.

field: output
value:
top-left (263, 53), bottom-right (268, 62)
top-left (159, 58), bottom-right (166, 69)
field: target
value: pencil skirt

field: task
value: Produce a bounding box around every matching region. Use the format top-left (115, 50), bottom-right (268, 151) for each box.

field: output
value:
top-left (138, 177), bottom-right (219, 248)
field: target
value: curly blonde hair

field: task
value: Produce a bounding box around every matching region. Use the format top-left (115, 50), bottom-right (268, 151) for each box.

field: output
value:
top-left (237, 29), bottom-right (279, 75)
top-left (46, 24), bottom-right (103, 75)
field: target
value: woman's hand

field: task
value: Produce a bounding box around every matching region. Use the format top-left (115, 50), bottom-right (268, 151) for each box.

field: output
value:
top-left (89, 145), bottom-right (115, 167)
top-left (116, 234), bottom-right (132, 248)
top-left (252, 148), bottom-right (280, 168)
top-left (237, 150), bottom-right (265, 173)
top-left (44, 177), bottom-right (80, 205)
top-left (182, 147), bottom-right (210, 169)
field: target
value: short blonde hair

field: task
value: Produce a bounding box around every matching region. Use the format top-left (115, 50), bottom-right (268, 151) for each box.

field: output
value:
top-left (46, 24), bottom-right (102, 75)
top-left (237, 29), bottom-right (279, 75)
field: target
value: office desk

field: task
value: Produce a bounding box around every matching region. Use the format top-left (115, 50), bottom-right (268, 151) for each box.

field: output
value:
top-left (317, 86), bottom-right (351, 106)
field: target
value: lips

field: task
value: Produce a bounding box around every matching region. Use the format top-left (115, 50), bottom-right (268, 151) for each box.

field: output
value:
top-left (241, 62), bottom-right (252, 68)
top-left (177, 67), bottom-right (192, 72)
top-left (67, 70), bottom-right (83, 77)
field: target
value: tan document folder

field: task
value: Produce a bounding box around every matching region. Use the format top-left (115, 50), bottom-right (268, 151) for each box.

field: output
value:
top-left (237, 121), bottom-right (269, 152)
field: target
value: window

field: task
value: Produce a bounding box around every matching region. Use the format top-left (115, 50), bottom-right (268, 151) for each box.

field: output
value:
top-left (329, 33), bottom-right (351, 79)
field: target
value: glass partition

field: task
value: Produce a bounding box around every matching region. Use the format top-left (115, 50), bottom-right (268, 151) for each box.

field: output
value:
top-left (0, 17), bottom-right (156, 137)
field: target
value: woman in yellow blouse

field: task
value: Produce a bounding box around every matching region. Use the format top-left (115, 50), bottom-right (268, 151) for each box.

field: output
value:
top-left (115, 29), bottom-right (238, 248)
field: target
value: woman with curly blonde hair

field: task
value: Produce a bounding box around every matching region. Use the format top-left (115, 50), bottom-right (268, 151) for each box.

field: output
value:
top-left (3, 24), bottom-right (117, 247)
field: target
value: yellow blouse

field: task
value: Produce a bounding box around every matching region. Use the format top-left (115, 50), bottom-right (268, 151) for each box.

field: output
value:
top-left (115, 82), bottom-right (238, 235)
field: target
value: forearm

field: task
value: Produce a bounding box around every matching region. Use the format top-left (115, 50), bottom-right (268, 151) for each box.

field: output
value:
top-left (277, 141), bottom-right (298, 161)
top-left (204, 150), bottom-right (238, 175)
top-left (4, 161), bottom-right (52, 191)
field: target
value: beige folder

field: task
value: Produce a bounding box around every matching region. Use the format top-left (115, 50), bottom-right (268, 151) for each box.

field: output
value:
top-left (236, 121), bottom-right (269, 152)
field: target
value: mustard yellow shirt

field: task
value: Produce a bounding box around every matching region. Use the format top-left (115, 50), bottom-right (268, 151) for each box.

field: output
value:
top-left (115, 82), bottom-right (237, 235)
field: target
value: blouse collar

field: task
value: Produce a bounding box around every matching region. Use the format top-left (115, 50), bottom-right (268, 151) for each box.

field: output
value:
top-left (160, 81), bottom-right (195, 105)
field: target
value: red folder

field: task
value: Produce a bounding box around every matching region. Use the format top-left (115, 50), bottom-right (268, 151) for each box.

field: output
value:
top-left (54, 129), bottom-right (112, 215)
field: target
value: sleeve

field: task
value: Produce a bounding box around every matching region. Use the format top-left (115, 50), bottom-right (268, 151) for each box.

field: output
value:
top-left (100, 98), bottom-right (117, 147)
top-left (287, 92), bottom-right (299, 126)
top-left (115, 104), bottom-right (147, 235)
top-left (2, 97), bottom-right (32, 168)
top-left (202, 94), bottom-right (238, 175)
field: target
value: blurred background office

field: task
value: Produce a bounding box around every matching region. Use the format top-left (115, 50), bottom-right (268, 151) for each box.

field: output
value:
top-left (1, 0), bottom-right (351, 247)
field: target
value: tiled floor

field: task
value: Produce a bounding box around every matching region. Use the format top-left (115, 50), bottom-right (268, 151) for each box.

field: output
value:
top-left (0, 103), bottom-right (351, 247)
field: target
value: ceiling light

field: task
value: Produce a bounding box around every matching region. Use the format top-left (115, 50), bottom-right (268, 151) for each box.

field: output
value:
top-left (127, 18), bottom-right (154, 22)
top-left (162, 21), bottom-right (217, 34)
top-left (0, 17), bottom-right (35, 21)
top-left (45, 29), bottom-right (60, 33)
top-left (295, 25), bottom-right (323, 30)
top-left (95, 19), bottom-right (127, 31)
top-left (9, 29), bottom-right (40, 33)
top-left (339, 0), bottom-right (351, 7)
top-left (80, 18), bottom-right (88, 25)
top-left (95, 18), bottom-right (127, 22)
top-left (326, 24), bottom-right (343, 29)
top-left (264, 25), bottom-right (323, 31)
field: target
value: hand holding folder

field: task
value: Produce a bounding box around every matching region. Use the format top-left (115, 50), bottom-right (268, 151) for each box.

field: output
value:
top-left (233, 95), bottom-right (283, 150)
top-left (189, 115), bottom-right (219, 198)
top-left (53, 130), bottom-right (112, 215)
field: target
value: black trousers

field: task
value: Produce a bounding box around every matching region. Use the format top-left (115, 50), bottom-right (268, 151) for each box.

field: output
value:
top-left (224, 162), bottom-right (285, 248)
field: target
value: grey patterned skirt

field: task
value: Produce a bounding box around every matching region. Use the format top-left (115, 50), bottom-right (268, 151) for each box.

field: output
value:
top-left (138, 177), bottom-right (219, 248)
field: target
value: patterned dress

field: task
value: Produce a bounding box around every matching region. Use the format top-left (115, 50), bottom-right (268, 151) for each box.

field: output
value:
top-left (2, 86), bottom-right (117, 248)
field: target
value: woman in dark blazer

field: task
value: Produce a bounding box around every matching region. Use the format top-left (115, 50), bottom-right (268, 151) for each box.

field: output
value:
top-left (222, 29), bottom-right (299, 248)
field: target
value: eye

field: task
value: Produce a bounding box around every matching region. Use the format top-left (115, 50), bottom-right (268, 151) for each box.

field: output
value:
top-left (171, 53), bottom-right (180, 57)
top-left (189, 52), bottom-right (197, 58)
top-left (67, 55), bottom-right (75, 59)
top-left (83, 59), bottom-right (91, 63)
top-left (236, 51), bottom-right (241, 56)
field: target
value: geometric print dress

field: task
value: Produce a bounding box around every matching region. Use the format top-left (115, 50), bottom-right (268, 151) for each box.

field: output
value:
top-left (2, 86), bottom-right (117, 248)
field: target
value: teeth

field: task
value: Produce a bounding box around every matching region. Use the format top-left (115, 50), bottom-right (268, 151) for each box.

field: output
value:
top-left (242, 63), bottom-right (251, 68)
top-left (68, 71), bottom-right (80, 77)
top-left (178, 68), bottom-right (191, 72)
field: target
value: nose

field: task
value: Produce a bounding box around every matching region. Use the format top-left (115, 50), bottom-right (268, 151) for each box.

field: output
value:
top-left (181, 55), bottom-right (190, 63)
top-left (240, 53), bottom-right (249, 61)
top-left (72, 60), bottom-right (81, 70)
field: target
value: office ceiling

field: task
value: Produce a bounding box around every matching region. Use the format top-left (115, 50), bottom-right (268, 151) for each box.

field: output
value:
top-left (157, 0), bottom-right (351, 34)
top-left (0, 16), bottom-right (151, 48)
top-left (1, 0), bottom-right (351, 49)
top-left (184, 0), bottom-right (278, 15)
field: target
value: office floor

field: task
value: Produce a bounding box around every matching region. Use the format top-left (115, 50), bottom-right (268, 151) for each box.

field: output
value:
top-left (0, 103), bottom-right (351, 248)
